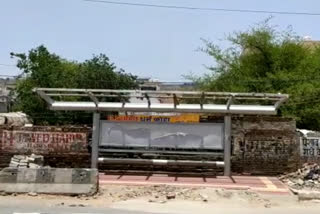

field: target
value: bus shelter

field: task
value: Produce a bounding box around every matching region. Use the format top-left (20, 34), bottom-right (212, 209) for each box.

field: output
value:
top-left (34, 88), bottom-right (288, 176)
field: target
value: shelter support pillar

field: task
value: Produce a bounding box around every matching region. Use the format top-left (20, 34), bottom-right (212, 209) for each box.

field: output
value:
top-left (91, 112), bottom-right (100, 169)
top-left (224, 115), bottom-right (231, 176)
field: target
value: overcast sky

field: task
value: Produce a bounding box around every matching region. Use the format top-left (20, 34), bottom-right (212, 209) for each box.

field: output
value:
top-left (1, 0), bottom-right (320, 81)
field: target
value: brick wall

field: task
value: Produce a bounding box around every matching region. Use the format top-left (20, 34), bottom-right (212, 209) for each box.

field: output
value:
top-left (0, 126), bottom-right (90, 169)
top-left (299, 131), bottom-right (320, 165)
top-left (231, 116), bottom-right (299, 175)
top-left (0, 116), bottom-right (300, 175)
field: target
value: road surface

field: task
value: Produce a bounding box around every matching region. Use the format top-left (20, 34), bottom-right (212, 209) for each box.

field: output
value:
top-left (2, 196), bottom-right (320, 214)
top-left (2, 185), bottom-right (320, 214)
top-left (0, 195), bottom-right (161, 214)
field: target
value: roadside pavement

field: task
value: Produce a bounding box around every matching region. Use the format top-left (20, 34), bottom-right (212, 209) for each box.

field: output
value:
top-left (99, 174), bottom-right (290, 194)
top-left (1, 195), bottom-right (320, 214)
top-left (2, 174), bottom-right (320, 214)
top-left (0, 196), bottom-right (159, 214)
top-left (2, 184), bottom-right (320, 214)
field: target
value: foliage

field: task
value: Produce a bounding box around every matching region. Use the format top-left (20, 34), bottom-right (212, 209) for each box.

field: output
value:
top-left (192, 20), bottom-right (320, 130)
top-left (11, 45), bottom-right (138, 125)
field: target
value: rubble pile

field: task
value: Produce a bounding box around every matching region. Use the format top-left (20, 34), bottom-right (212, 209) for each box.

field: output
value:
top-left (100, 185), bottom-right (203, 202)
top-left (99, 185), bottom-right (268, 205)
top-left (280, 163), bottom-right (320, 190)
top-left (9, 154), bottom-right (44, 169)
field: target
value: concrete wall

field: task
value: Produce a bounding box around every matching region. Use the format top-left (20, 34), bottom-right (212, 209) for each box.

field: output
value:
top-left (231, 116), bottom-right (299, 175)
top-left (0, 126), bottom-right (90, 169)
top-left (0, 167), bottom-right (98, 195)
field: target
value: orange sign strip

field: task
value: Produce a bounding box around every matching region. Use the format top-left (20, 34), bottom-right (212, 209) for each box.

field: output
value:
top-left (107, 115), bottom-right (199, 123)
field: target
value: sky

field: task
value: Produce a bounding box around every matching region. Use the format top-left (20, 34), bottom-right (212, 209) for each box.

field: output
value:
top-left (1, 0), bottom-right (320, 81)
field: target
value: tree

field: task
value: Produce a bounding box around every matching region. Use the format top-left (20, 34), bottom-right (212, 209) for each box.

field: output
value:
top-left (192, 20), bottom-right (320, 130)
top-left (11, 45), bottom-right (138, 125)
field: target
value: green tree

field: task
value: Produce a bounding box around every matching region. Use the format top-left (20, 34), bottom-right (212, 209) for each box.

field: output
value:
top-left (11, 45), bottom-right (138, 125)
top-left (192, 21), bottom-right (320, 130)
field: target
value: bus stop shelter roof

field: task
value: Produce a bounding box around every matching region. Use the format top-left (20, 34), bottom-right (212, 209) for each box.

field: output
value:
top-left (34, 88), bottom-right (288, 115)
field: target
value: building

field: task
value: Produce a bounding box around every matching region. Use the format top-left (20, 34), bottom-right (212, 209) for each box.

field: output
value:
top-left (138, 77), bottom-right (195, 91)
top-left (0, 78), bottom-right (17, 113)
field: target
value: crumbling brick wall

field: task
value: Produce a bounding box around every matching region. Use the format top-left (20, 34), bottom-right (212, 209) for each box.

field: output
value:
top-left (0, 116), bottom-right (300, 175)
top-left (299, 131), bottom-right (320, 165)
top-left (231, 116), bottom-right (299, 175)
top-left (0, 126), bottom-right (90, 169)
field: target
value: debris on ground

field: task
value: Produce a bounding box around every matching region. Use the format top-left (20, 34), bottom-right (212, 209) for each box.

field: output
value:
top-left (27, 192), bottom-right (38, 197)
top-left (99, 184), bottom-right (269, 206)
top-left (166, 192), bottom-right (176, 200)
top-left (0, 191), bottom-right (8, 196)
top-left (100, 185), bottom-right (202, 202)
top-left (280, 163), bottom-right (320, 190)
top-left (69, 203), bottom-right (87, 207)
top-left (199, 193), bottom-right (209, 202)
top-left (9, 154), bottom-right (44, 168)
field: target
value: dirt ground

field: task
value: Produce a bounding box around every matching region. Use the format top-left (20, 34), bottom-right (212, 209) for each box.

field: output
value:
top-left (98, 185), bottom-right (272, 206)
top-left (2, 184), bottom-right (320, 213)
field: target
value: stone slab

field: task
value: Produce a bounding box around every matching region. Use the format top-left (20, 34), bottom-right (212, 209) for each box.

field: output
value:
top-left (13, 155), bottom-right (25, 160)
top-left (10, 160), bottom-right (20, 165)
top-left (0, 183), bottom-right (97, 195)
top-left (0, 168), bottom-right (18, 183)
top-left (54, 168), bottom-right (72, 184)
top-left (36, 168), bottom-right (55, 183)
top-left (0, 168), bottom-right (98, 195)
top-left (17, 168), bottom-right (37, 183)
top-left (9, 163), bottom-right (18, 167)
top-left (72, 169), bottom-right (91, 184)
top-left (29, 163), bottom-right (40, 169)
top-left (296, 190), bottom-right (320, 200)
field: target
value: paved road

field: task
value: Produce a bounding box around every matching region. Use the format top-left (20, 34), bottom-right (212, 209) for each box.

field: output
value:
top-left (99, 174), bottom-right (290, 194)
top-left (0, 199), bottom-right (161, 214)
top-left (4, 212), bottom-right (155, 214)
top-left (2, 209), bottom-right (159, 214)
top-left (4, 207), bottom-right (320, 214)
top-left (2, 194), bottom-right (320, 214)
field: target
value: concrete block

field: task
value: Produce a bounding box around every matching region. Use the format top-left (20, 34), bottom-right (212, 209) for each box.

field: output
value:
top-left (0, 168), bottom-right (98, 195)
top-left (11, 158), bottom-right (20, 162)
top-left (32, 155), bottom-right (44, 165)
top-left (0, 183), bottom-right (97, 195)
top-left (10, 160), bottom-right (20, 165)
top-left (36, 168), bottom-right (55, 183)
top-left (29, 163), bottom-right (40, 169)
top-left (54, 168), bottom-right (72, 184)
top-left (72, 169), bottom-right (91, 184)
top-left (17, 168), bottom-right (37, 183)
top-left (9, 164), bottom-right (18, 168)
top-left (13, 155), bottom-right (25, 160)
top-left (297, 190), bottom-right (320, 200)
top-left (0, 168), bottom-right (18, 183)
top-left (27, 157), bottom-right (35, 162)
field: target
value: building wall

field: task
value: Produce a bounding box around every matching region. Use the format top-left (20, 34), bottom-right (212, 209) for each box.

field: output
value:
top-left (0, 78), bottom-right (16, 113)
top-left (299, 131), bottom-right (320, 165)
top-left (0, 126), bottom-right (90, 169)
top-left (231, 116), bottom-right (299, 175)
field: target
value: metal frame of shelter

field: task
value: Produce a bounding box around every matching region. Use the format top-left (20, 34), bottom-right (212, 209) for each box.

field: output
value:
top-left (34, 88), bottom-right (289, 176)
